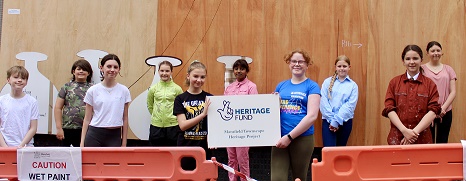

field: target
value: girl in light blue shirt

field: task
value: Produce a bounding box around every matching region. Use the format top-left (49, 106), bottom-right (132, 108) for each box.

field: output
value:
top-left (320, 55), bottom-right (358, 146)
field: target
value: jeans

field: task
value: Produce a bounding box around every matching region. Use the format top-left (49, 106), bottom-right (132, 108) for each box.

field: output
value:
top-left (322, 119), bottom-right (352, 147)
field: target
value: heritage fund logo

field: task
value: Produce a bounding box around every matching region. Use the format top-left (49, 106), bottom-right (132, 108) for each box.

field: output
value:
top-left (217, 100), bottom-right (271, 121)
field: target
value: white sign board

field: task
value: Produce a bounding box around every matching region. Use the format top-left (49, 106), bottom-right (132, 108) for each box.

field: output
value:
top-left (17, 147), bottom-right (82, 181)
top-left (207, 94), bottom-right (281, 148)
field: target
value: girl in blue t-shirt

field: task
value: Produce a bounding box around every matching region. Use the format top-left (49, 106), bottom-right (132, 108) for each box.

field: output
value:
top-left (272, 49), bottom-right (321, 181)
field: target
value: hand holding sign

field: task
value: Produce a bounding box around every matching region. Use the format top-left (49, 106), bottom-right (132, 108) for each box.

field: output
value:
top-left (217, 100), bottom-right (234, 121)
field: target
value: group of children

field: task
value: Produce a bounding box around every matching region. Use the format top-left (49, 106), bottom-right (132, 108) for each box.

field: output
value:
top-left (0, 40), bottom-right (456, 181)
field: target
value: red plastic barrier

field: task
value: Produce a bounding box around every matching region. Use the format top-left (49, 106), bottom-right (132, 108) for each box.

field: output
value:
top-left (0, 147), bottom-right (218, 180)
top-left (312, 143), bottom-right (463, 181)
top-left (0, 147), bottom-right (17, 180)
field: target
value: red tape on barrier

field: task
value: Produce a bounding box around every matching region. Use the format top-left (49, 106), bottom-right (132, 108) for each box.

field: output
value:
top-left (210, 157), bottom-right (257, 181)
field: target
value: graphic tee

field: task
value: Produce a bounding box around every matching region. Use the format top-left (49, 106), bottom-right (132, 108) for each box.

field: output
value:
top-left (275, 79), bottom-right (320, 137)
top-left (173, 91), bottom-right (212, 148)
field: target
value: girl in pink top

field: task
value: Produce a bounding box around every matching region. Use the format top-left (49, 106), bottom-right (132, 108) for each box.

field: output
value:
top-left (421, 41), bottom-right (457, 143)
top-left (224, 59), bottom-right (258, 181)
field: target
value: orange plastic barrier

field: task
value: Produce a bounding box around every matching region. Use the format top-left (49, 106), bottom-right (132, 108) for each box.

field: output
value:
top-left (312, 143), bottom-right (463, 181)
top-left (0, 147), bottom-right (218, 180)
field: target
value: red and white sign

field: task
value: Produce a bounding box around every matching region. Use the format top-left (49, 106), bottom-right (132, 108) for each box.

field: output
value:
top-left (17, 147), bottom-right (82, 181)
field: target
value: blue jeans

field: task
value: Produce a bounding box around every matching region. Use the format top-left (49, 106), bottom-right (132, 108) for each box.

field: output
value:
top-left (322, 119), bottom-right (352, 147)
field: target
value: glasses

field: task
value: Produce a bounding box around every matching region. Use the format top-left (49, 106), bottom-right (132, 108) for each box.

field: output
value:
top-left (289, 60), bottom-right (306, 65)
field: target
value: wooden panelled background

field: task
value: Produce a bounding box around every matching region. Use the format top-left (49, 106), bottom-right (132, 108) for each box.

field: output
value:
top-left (1, 0), bottom-right (465, 146)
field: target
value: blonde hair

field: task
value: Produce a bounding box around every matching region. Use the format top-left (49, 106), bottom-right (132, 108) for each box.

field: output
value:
top-left (328, 55), bottom-right (350, 99)
top-left (185, 60), bottom-right (207, 86)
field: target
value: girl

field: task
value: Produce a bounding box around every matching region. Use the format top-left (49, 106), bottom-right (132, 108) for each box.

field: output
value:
top-left (421, 41), bottom-right (457, 143)
top-left (55, 59), bottom-right (93, 147)
top-left (147, 61), bottom-right (183, 146)
top-left (173, 61), bottom-right (212, 170)
top-left (320, 55), bottom-right (358, 147)
top-left (224, 59), bottom-right (258, 181)
top-left (272, 49), bottom-right (320, 181)
top-left (382, 45), bottom-right (441, 145)
top-left (80, 54), bottom-right (132, 147)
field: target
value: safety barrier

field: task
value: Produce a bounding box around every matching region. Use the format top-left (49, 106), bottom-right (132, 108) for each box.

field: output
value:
top-left (312, 143), bottom-right (464, 181)
top-left (0, 147), bottom-right (218, 181)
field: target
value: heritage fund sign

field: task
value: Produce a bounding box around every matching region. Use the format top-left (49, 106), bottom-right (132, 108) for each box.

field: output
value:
top-left (207, 94), bottom-right (281, 148)
top-left (17, 147), bottom-right (82, 181)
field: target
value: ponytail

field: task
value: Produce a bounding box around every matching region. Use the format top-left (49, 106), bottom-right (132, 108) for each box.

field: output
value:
top-left (327, 71), bottom-right (337, 100)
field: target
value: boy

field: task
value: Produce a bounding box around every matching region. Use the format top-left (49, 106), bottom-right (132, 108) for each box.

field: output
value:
top-left (0, 66), bottom-right (38, 147)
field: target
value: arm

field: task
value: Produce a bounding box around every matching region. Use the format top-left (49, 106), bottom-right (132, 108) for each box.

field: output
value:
top-left (54, 97), bottom-right (65, 140)
top-left (0, 132), bottom-right (8, 147)
top-left (276, 94), bottom-right (320, 148)
top-left (387, 111), bottom-right (418, 142)
top-left (121, 103), bottom-right (129, 147)
top-left (147, 86), bottom-right (154, 114)
top-left (19, 120), bottom-right (37, 147)
top-left (177, 98), bottom-right (211, 131)
top-left (440, 79), bottom-right (456, 117)
top-left (413, 111), bottom-right (436, 134)
top-left (333, 83), bottom-right (359, 126)
top-left (80, 104), bottom-right (93, 147)
top-left (319, 80), bottom-right (335, 125)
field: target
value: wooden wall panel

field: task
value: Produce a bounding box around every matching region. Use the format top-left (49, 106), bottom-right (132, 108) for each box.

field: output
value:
top-left (264, 0), bottom-right (292, 93)
top-left (156, 0), bottom-right (209, 92)
top-left (228, 0), bottom-right (266, 93)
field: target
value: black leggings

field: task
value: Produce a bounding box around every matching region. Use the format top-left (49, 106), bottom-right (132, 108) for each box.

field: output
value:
top-left (149, 125), bottom-right (180, 146)
top-left (84, 126), bottom-right (122, 147)
top-left (430, 110), bottom-right (453, 143)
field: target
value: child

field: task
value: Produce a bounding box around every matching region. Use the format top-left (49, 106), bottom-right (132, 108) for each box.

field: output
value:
top-left (421, 41), bottom-right (457, 143)
top-left (173, 61), bottom-right (212, 170)
top-left (382, 45), bottom-right (440, 145)
top-left (0, 66), bottom-right (38, 147)
top-left (224, 59), bottom-right (258, 181)
top-left (272, 50), bottom-right (320, 181)
top-left (320, 55), bottom-right (358, 147)
top-left (147, 61), bottom-right (183, 146)
top-left (80, 54), bottom-right (132, 147)
top-left (54, 59), bottom-right (93, 147)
